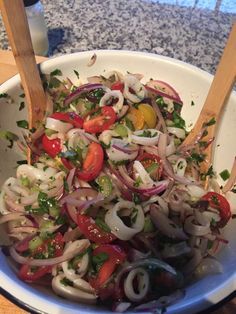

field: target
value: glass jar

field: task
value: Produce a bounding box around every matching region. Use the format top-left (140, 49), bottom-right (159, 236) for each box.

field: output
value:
top-left (23, 0), bottom-right (49, 56)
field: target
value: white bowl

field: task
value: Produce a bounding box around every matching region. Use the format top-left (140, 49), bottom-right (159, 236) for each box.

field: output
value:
top-left (0, 50), bottom-right (236, 314)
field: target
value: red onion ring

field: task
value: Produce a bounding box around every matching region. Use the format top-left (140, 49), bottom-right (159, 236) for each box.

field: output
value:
top-left (64, 83), bottom-right (104, 106)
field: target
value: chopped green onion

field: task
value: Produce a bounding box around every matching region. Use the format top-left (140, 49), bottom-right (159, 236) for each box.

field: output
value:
top-left (16, 120), bottom-right (29, 129)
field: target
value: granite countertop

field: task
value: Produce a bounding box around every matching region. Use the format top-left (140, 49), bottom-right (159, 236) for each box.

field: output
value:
top-left (0, 0), bottom-right (235, 75)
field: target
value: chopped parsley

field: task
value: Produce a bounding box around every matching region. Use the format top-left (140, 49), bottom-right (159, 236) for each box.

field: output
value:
top-left (16, 120), bottom-right (29, 129)
top-left (63, 177), bottom-right (69, 193)
top-left (219, 169), bottom-right (230, 181)
top-left (0, 93), bottom-right (8, 98)
top-left (60, 277), bottom-right (73, 286)
top-left (203, 117), bottom-right (216, 127)
top-left (172, 111), bottom-right (186, 129)
top-left (73, 69), bottom-right (80, 79)
top-left (0, 130), bottom-right (19, 148)
top-left (95, 218), bottom-right (111, 233)
top-left (200, 165), bottom-right (215, 181)
top-left (187, 152), bottom-right (206, 165)
top-left (50, 69), bottom-right (62, 77)
top-left (17, 160), bottom-right (27, 165)
top-left (19, 101), bottom-right (25, 111)
top-left (138, 130), bottom-right (157, 138)
top-left (191, 100), bottom-right (195, 106)
top-left (134, 176), bottom-right (143, 187)
top-left (25, 192), bottom-right (59, 216)
top-left (125, 117), bottom-right (135, 131)
top-left (132, 193), bottom-right (141, 204)
top-left (131, 207), bottom-right (138, 223)
top-left (92, 252), bottom-right (109, 271)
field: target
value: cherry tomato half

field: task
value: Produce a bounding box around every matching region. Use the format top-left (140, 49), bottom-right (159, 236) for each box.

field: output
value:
top-left (83, 106), bottom-right (116, 134)
top-left (77, 142), bottom-right (104, 181)
top-left (137, 153), bottom-right (163, 180)
top-left (42, 135), bottom-right (61, 158)
top-left (111, 81), bottom-right (124, 92)
top-left (51, 112), bottom-right (84, 128)
top-left (201, 192), bottom-right (231, 228)
top-left (77, 214), bottom-right (116, 244)
top-left (89, 244), bottom-right (126, 289)
top-left (19, 264), bottom-right (51, 282)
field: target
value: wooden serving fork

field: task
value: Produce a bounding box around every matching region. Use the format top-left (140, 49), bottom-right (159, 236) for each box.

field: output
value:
top-left (181, 23), bottom-right (236, 176)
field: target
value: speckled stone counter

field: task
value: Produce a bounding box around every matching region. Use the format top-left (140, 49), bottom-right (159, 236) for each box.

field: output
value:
top-left (0, 0), bottom-right (235, 74)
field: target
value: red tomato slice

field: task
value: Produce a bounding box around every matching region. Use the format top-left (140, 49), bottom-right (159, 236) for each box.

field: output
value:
top-left (201, 192), bottom-right (231, 228)
top-left (51, 112), bottom-right (84, 128)
top-left (111, 81), bottom-right (124, 92)
top-left (90, 244), bottom-right (126, 289)
top-left (77, 142), bottom-right (104, 181)
top-left (83, 106), bottom-right (116, 134)
top-left (19, 264), bottom-right (51, 282)
top-left (42, 135), bottom-right (61, 158)
top-left (137, 153), bottom-right (163, 180)
top-left (77, 215), bottom-right (116, 244)
top-left (34, 232), bottom-right (64, 258)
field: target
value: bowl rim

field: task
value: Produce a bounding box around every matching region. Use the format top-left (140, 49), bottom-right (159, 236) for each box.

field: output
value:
top-left (0, 49), bottom-right (236, 314)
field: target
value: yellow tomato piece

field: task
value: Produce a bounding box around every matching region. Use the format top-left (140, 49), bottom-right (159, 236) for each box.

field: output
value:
top-left (127, 107), bottom-right (145, 130)
top-left (138, 103), bottom-right (157, 128)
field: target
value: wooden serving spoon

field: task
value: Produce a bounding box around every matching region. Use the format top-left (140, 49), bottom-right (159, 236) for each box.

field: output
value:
top-left (181, 23), bottom-right (236, 175)
top-left (0, 0), bottom-right (47, 160)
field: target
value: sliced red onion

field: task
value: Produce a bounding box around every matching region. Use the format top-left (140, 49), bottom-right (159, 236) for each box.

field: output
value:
top-left (63, 227), bottom-right (82, 242)
top-left (64, 83), bottom-right (104, 106)
top-left (145, 80), bottom-right (182, 103)
top-left (123, 74), bottom-right (146, 103)
top-left (0, 212), bottom-right (24, 224)
top-left (108, 163), bottom-right (168, 197)
top-left (66, 168), bottom-right (76, 192)
top-left (150, 205), bottom-right (188, 240)
top-left (150, 96), bottom-right (167, 133)
top-left (107, 139), bottom-right (138, 162)
top-left (131, 129), bottom-right (161, 146)
top-left (99, 90), bottom-right (124, 113)
top-left (10, 239), bottom-right (90, 266)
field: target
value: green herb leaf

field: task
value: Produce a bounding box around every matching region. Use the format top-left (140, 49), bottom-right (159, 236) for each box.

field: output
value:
top-left (138, 130), bottom-right (157, 138)
top-left (63, 177), bottom-right (69, 193)
top-left (73, 70), bottom-right (80, 79)
top-left (0, 93), bottom-right (8, 98)
top-left (125, 117), bottom-right (135, 131)
top-left (134, 176), bottom-right (143, 187)
top-left (92, 252), bottom-right (109, 268)
top-left (131, 207), bottom-right (138, 223)
top-left (16, 120), bottom-right (29, 129)
top-left (203, 117), bottom-right (216, 127)
top-left (191, 100), bottom-right (195, 106)
top-left (95, 218), bottom-right (111, 232)
top-left (50, 69), bottom-right (62, 76)
top-left (132, 193), bottom-right (141, 204)
top-left (60, 277), bottom-right (73, 286)
top-left (219, 169), bottom-right (230, 181)
top-left (0, 130), bottom-right (19, 148)
top-left (172, 111), bottom-right (186, 129)
top-left (17, 160), bottom-right (27, 165)
top-left (143, 216), bottom-right (155, 232)
top-left (19, 101), bottom-right (25, 111)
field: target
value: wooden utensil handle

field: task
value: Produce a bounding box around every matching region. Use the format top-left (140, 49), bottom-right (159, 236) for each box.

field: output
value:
top-left (183, 23), bottom-right (236, 147)
top-left (0, 0), bottom-right (46, 129)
